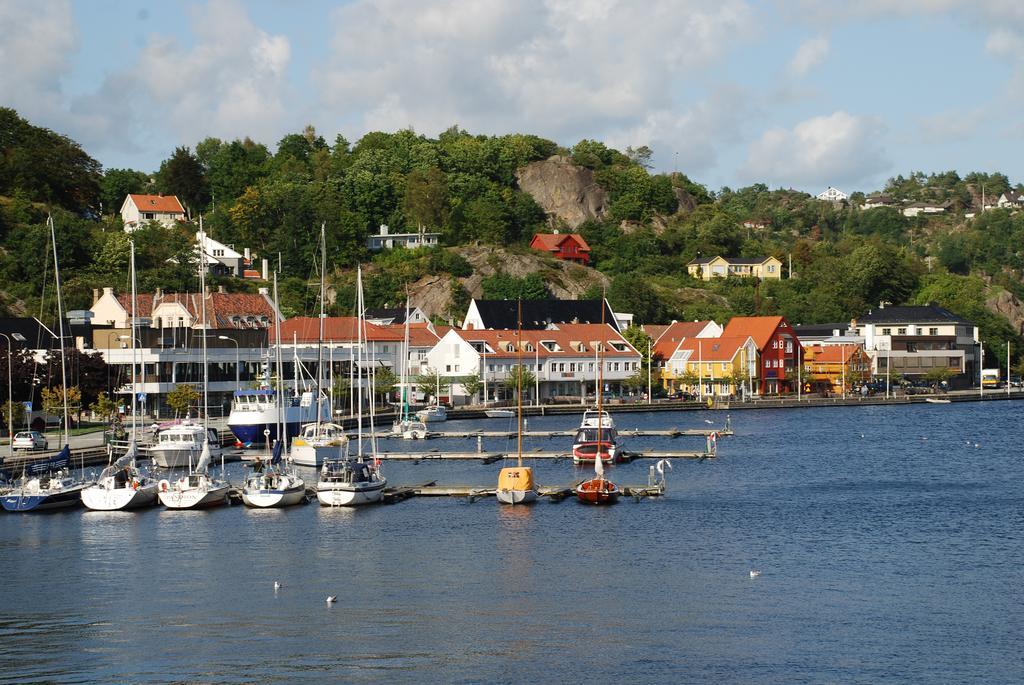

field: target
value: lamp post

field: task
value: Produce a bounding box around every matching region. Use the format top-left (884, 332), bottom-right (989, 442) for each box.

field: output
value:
top-left (218, 336), bottom-right (240, 387)
top-left (1, 332), bottom-right (26, 458)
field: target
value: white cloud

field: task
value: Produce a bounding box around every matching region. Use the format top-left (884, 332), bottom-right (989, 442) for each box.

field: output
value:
top-left (314, 0), bottom-right (754, 169)
top-left (788, 36), bottom-right (829, 77)
top-left (0, 0), bottom-right (77, 122)
top-left (740, 111), bottom-right (888, 188)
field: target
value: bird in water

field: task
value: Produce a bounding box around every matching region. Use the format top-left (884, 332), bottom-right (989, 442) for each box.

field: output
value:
top-left (749, 570), bottom-right (761, 579)
top-left (326, 595), bottom-right (337, 604)
top-left (704, 419), bottom-right (714, 424)
top-left (274, 581), bottom-right (281, 591)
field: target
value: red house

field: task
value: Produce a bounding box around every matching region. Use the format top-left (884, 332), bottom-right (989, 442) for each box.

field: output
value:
top-left (530, 232), bottom-right (591, 265)
top-left (721, 315), bottom-right (802, 395)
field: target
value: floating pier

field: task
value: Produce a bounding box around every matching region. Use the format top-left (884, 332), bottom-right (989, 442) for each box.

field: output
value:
top-left (374, 449), bottom-right (712, 462)
top-left (379, 427), bottom-right (732, 440)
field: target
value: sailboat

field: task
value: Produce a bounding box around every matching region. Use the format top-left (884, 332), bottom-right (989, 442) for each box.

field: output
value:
top-left (575, 298), bottom-right (619, 505)
top-left (571, 337), bottom-right (622, 464)
top-left (316, 266), bottom-right (386, 506)
top-left (393, 296), bottom-right (427, 439)
top-left (292, 223), bottom-right (347, 467)
top-left (2, 216), bottom-right (90, 512)
top-left (82, 240), bottom-right (159, 510)
top-left (158, 220), bottom-right (230, 510)
top-left (415, 367), bottom-right (447, 422)
top-left (496, 303), bottom-right (538, 505)
top-left (241, 272), bottom-right (307, 508)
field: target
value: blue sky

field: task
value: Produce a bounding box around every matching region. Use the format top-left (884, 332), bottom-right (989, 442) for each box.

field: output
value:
top-left (2, 0), bottom-right (1023, 195)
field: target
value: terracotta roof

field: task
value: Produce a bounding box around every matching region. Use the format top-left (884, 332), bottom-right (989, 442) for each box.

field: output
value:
top-left (380, 322), bottom-right (444, 347)
top-left (115, 293), bottom-right (156, 319)
top-left (276, 317), bottom-right (403, 343)
top-left (128, 194), bottom-right (185, 214)
top-left (530, 233), bottom-right (591, 252)
top-left (650, 321), bottom-right (713, 360)
top-left (115, 291), bottom-right (274, 328)
top-left (676, 336), bottom-right (751, 362)
top-left (453, 323), bottom-right (637, 359)
top-left (722, 316), bottom-right (787, 350)
top-left (804, 344), bottom-right (862, 363)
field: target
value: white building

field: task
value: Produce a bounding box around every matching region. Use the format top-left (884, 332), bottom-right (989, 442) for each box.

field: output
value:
top-left (902, 202), bottom-right (946, 218)
top-left (816, 186), bottom-right (848, 202)
top-left (366, 225), bottom-right (441, 251)
top-left (120, 194), bottom-right (186, 231)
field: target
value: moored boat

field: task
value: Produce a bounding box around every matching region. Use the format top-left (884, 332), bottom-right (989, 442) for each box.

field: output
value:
top-left (496, 301), bottom-right (538, 506)
top-left (241, 440), bottom-right (306, 508)
top-left (81, 441), bottom-right (158, 511)
top-left (416, 403), bottom-right (447, 423)
top-left (1, 447), bottom-right (89, 512)
top-left (290, 422), bottom-right (348, 467)
top-left (485, 409), bottom-right (515, 419)
top-left (227, 389), bottom-right (327, 446)
top-left (148, 419), bottom-right (222, 469)
top-left (572, 425), bottom-right (621, 464)
top-left (316, 458), bottom-right (386, 506)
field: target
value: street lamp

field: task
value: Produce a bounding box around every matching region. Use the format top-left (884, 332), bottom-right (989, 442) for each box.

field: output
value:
top-left (218, 336), bottom-right (240, 387)
top-left (0, 332), bottom-right (26, 458)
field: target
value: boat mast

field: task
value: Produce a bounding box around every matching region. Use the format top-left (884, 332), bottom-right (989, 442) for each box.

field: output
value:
top-left (49, 216), bottom-right (70, 447)
top-left (274, 271), bottom-right (285, 451)
top-left (316, 222), bottom-right (325, 434)
top-left (401, 292), bottom-right (410, 423)
top-left (129, 239), bottom-right (138, 444)
top-left (198, 217), bottom-right (210, 470)
top-left (596, 293), bottom-right (605, 476)
top-left (356, 265), bottom-right (364, 459)
top-left (516, 300), bottom-right (523, 468)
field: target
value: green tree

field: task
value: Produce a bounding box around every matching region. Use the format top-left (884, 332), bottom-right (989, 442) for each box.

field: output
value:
top-left (89, 392), bottom-right (118, 423)
top-left (100, 168), bottom-right (152, 215)
top-left (2, 400), bottom-right (26, 434)
top-left (415, 367), bottom-right (443, 401)
top-left (156, 146), bottom-right (209, 216)
top-left (461, 370), bottom-right (483, 403)
top-left (403, 167), bottom-right (449, 230)
top-left (503, 365), bottom-right (537, 397)
top-left (166, 384), bottom-right (199, 417)
top-left (622, 325), bottom-right (653, 364)
top-left (41, 385), bottom-right (81, 423)
top-left (373, 366), bottom-right (399, 402)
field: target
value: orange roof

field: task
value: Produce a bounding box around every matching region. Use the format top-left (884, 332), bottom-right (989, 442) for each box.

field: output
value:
top-left (128, 194), bottom-right (185, 214)
top-left (804, 344), bottom-right (862, 363)
top-left (380, 322), bottom-right (445, 347)
top-left (116, 291), bottom-right (274, 328)
top-left (650, 321), bottom-right (713, 360)
top-left (277, 317), bottom-right (403, 343)
top-left (676, 336), bottom-right (751, 362)
top-left (530, 233), bottom-right (591, 252)
top-left (721, 316), bottom-right (787, 350)
top-left (454, 323), bottom-right (636, 359)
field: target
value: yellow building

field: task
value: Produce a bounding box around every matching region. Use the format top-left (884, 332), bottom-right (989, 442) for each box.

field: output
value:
top-left (802, 344), bottom-right (871, 394)
top-left (686, 255), bottom-right (783, 281)
top-left (660, 335), bottom-right (759, 397)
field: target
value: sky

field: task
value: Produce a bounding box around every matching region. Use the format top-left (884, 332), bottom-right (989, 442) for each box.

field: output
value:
top-left (2, 0), bottom-right (1024, 195)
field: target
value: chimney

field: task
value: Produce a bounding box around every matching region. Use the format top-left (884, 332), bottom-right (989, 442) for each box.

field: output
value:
top-left (262, 258), bottom-right (269, 280)
top-left (155, 287), bottom-right (163, 299)
top-left (103, 286), bottom-right (113, 297)
top-left (380, 224), bottom-right (389, 236)
top-left (93, 288), bottom-right (100, 303)
top-left (218, 285), bottom-right (226, 294)
top-left (244, 247), bottom-right (251, 260)
top-left (258, 287), bottom-right (269, 296)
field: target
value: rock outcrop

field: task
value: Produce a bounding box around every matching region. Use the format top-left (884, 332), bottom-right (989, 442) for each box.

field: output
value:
top-left (987, 288), bottom-right (1024, 335)
top-left (516, 156), bottom-right (607, 229)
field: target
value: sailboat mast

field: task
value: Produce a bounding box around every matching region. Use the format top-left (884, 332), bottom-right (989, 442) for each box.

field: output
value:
top-left (401, 293), bottom-right (410, 422)
top-left (316, 222), bottom-right (325, 431)
top-left (198, 218), bottom-right (209, 433)
top-left (273, 271), bottom-right (285, 450)
top-left (516, 300), bottom-right (523, 467)
top-left (129, 239), bottom-right (138, 442)
top-left (49, 216), bottom-right (70, 445)
top-left (596, 295), bottom-right (605, 472)
top-left (356, 266), bottom-right (364, 458)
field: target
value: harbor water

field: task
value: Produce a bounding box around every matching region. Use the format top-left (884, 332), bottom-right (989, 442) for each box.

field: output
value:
top-left (1, 401), bottom-right (1022, 683)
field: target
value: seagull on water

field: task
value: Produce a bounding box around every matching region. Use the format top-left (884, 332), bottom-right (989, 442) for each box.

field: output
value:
top-left (749, 570), bottom-right (761, 579)
top-left (274, 581), bottom-right (281, 591)
top-left (704, 419), bottom-right (714, 424)
top-left (326, 595), bottom-right (337, 604)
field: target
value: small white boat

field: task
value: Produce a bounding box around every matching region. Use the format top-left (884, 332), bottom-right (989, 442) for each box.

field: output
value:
top-left (393, 419), bottom-right (428, 440)
top-left (290, 422), bottom-right (348, 467)
top-left (157, 443), bottom-right (229, 509)
top-left (148, 419), bottom-right (223, 469)
top-left (416, 404), bottom-right (447, 423)
top-left (241, 441), bottom-right (306, 508)
top-left (81, 440), bottom-right (159, 511)
top-left (925, 397), bottom-right (951, 404)
top-left (316, 459), bottom-right (386, 506)
top-left (580, 408), bottom-right (615, 429)
top-left (485, 409), bottom-right (515, 419)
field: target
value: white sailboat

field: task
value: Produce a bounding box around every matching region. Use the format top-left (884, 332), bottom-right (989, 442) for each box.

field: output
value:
top-left (496, 302), bottom-right (537, 505)
top-left (292, 224), bottom-right (347, 467)
top-left (241, 272), bottom-right (307, 508)
top-left (316, 266), bottom-right (386, 506)
top-left (158, 220), bottom-right (229, 510)
top-left (393, 296), bottom-right (428, 439)
top-left (2, 216), bottom-right (90, 512)
top-left (416, 372), bottom-right (447, 422)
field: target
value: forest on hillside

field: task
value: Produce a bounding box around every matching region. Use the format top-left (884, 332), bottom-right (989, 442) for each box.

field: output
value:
top-left (2, 106), bottom-right (1024, 368)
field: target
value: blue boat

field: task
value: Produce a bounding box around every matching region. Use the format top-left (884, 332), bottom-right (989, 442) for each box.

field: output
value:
top-left (1, 447), bottom-right (89, 512)
top-left (226, 389), bottom-right (330, 446)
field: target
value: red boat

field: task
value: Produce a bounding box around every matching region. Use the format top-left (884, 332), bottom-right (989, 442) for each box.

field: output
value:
top-left (575, 475), bottom-right (620, 504)
top-left (572, 426), bottom-right (621, 464)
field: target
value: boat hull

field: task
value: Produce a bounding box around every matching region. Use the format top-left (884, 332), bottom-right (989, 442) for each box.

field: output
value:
top-left (485, 410), bottom-right (515, 419)
top-left (416, 407), bottom-right (447, 423)
top-left (575, 477), bottom-right (620, 505)
top-left (150, 446), bottom-right (225, 470)
top-left (1, 484), bottom-right (87, 512)
top-left (81, 483), bottom-right (159, 511)
top-left (291, 443), bottom-right (345, 467)
top-left (242, 485), bottom-right (307, 508)
top-left (496, 488), bottom-right (538, 505)
top-left (158, 484), bottom-right (229, 509)
top-left (572, 442), bottom-right (619, 465)
top-left (316, 480), bottom-right (385, 506)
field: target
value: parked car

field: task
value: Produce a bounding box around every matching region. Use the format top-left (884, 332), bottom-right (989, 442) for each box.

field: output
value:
top-left (12, 431), bottom-right (48, 451)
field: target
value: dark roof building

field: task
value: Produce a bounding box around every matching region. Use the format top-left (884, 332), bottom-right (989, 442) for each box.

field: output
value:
top-left (461, 299), bottom-right (620, 332)
top-left (854, 304), bottom-right (973, 326)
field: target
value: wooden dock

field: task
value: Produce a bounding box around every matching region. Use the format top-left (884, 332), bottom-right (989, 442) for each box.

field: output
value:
top-left (376, 427), bottom-right (732, 440)
top-left (374, 449), bottom-right (712, 462)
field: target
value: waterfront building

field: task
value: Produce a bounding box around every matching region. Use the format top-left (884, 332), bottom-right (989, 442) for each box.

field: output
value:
top-left (529, 231), bottom-right (591, 265)
top-left (686, 255), bottom-right (783, 281)
top-left (816, 186), bottom-right (848, 202)
top-left (461, 298), bottom-right (626, 332)
top-left (802, 343), bottom-right (872, 394)
top-left (120, 194), bottom-right (186, 231)
top-left (721, 316), bottom-right (802, 394)
top-left (646, 320), bottom-right (723, 390)
top-left (849, 303), bottom-right (979, 388)
top-left (669, 336), bottom-right (759, 398)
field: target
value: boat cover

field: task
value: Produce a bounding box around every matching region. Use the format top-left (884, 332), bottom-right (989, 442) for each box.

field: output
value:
top-left (26, 446), bottom-right (70, 476)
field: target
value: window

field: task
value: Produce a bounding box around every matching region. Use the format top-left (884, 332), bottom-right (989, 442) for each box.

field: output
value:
top-left (454, 365), bottom-right (460, 372)
top-left (767, 264), bottom-right (776, 273)
top-left (785, 341), bottom-right (792, 353)
top-left (897, 328), bottom-right (906, 335)
top-left (143, 212), bottom-right (154, 220)
top-left (882, 328), bottom-right (891, 335)
top-left (772, 340), bottom-right (778, 349)
top-left (929, 328), bottom-right (938, 336)
top-left (445, 365), bottom-right (451, 372)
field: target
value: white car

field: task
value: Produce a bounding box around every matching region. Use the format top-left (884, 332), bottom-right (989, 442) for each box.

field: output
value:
top-left (12, 431), bottom-right (48, 451)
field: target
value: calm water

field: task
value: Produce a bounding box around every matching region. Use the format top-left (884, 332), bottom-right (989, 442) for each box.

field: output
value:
top-left (1, 402), bottom-right (1023, 684)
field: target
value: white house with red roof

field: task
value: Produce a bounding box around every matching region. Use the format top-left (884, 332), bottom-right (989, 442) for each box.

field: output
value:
top-left (426, 323), bottom-right (641, 404)
top-left (120, 194), bottom-right (186, 231)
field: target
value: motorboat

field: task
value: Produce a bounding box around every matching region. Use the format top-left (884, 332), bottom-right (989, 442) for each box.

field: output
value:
top-left (580, 408), bottom-right (615, 429)
top-left (148, 419), bottom-right (223, 469)
top-left (416, 403), bottom-right (447, 423)
top-left (227, 389), bottom-right (327, 446)
top-left (1, 447), bottom-right (89, 512)
top-left (81, 441), bottom-right (159, 511)
top-left (485, 409), bottom-right (515, 419)
top-left (157, 442), bottom-right (230, 509)
top-left (393, 419), bottom-right (428, 439)
top-left (241, 440), bottom-right (306, 508)
top-left (290, 422), bottom-right (348, 467)
top-left (316, 458), bottom-right (386, 506)
top-left (572, 425), bottom-right (621, 464)
top-left (575, 297), bottom-right (618, 505)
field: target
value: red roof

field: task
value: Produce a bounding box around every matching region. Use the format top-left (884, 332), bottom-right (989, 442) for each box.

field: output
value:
top-left (804, 344), bottom-right (861, 363)
top-left (650, 321), bottom-right (714, 360)
top-left (676, 336), bottom-right (752, 362)
top-left (721, 316), bottom-right (787, 350)
top-left (380, 322), bottom-right (445, 347)
top-left (453, 323), bottom-right (636, 359)
top-left (529, 233), bottom-right (591, 252)
top-left (128, 194), bottom-right (186, 214)
top-left (277, 317), bottom-right (403, 343)
top-left (115, 291), bottom-right (274, 328)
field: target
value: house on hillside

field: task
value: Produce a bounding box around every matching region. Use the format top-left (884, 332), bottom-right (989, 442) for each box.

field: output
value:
top-left (365, 307), bottom-right (429, 326)
top-left (529, 232), bottom-right (591, 265)
top-left (817, 186), bottom-right (848, 202)
top-left (121, 194), bottom-right (186, 231)
top-left (997, 191), bottom-right (1024, 209)
top-left (90, 287), bottom-right (280, 330)
top-left (461, 299), bottom-right (625, 332)
top-left (721, 316), bottom-right (802, 394)
top-left (686, 256), bottom-right (783, 281)
top-left (862, 194), bottom-right (896, 209)
top-left (902, 201), bottom-right (947, 218)
top-left (366, 225), bottom-right (441, 251)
